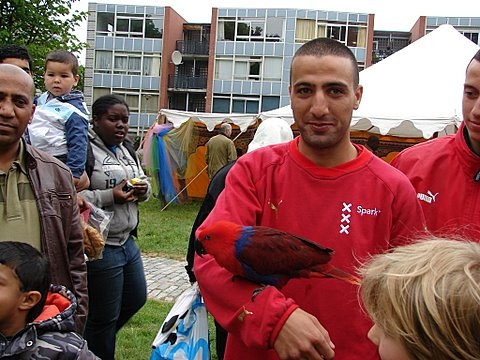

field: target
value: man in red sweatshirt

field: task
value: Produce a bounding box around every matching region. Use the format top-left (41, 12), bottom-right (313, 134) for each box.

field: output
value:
top-left (194, 38), bottom-right (426, 360)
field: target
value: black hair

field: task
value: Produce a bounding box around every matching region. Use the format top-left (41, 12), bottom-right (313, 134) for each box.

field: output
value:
top-left (0, 242), bottom-right (50, 323)
top-left (45, 49), bottom-right (79, 76)
top-left (91, 94), bottom-right (129, 119)
top-left (0, 44), bottom-right (33, 72)
top-left (468, 49), bottom-right (480, 67)
top-left (291, 37), bottom-right (359, 88)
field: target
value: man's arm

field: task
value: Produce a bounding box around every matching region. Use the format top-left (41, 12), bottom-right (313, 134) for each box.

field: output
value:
top-left (67, 188), bottom-right (89, 333)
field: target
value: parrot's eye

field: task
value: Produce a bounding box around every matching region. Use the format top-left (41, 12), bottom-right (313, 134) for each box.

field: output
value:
top-left (205, 235), bottom-right (211, 240)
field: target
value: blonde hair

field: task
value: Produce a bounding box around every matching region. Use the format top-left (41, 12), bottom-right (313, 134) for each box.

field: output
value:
top-left (360, 238), bottom-right (480, 360)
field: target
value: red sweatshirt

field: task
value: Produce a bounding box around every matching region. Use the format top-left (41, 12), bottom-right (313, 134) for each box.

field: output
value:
top-left (195, 138), bottom-right (426, 360)
top-left (391, 122), bottom-right (480, 239)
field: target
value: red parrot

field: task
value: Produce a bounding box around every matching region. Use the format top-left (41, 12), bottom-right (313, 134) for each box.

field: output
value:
top-left (195, 220), bottom-right (361, 287)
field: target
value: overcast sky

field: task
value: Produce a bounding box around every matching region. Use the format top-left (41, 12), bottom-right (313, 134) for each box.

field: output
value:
top-left (72, 0), bottom-right (476, 62)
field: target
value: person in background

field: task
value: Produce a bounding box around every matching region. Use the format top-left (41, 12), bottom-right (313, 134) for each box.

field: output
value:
top-left (0, 241), bottom-right (99, 359)
top-left (80, 94), bottom-right (151, 360)
top-left (391, 49), bottom-right (480, 239)
top-left (0, 64), bottom-right (88, 333)
top-left (27, 49), bottom-right (89, 191)
top-left (0, 44), bottom-right (33, 76)
top-left (365, 135), bottom-right (380, 156)
top-left (186, 118), bottom-right (294, 360)
top-left (361, 238), bottom-right (480, 360)
top-left (205, 122), bottom-right (237, 179)
top-left (194, 38), bottom-right (425, 360)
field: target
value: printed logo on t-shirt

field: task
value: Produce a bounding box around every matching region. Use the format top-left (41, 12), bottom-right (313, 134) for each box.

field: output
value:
top-left (339, 202), bottom-right (382, 235)
top-left (417, 190), bottom-right (439, 204)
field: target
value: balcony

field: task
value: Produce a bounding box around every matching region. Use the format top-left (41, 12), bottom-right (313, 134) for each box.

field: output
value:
top-left (168, 74), bottom-right (207, 90)
top-left (176, 40), bottom-right (209, 56)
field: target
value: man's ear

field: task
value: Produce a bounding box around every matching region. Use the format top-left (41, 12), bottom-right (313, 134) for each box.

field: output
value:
top-left (19, 290), bottom-right (42, 311)
top-left (29, 104), bottom-right (36, 124)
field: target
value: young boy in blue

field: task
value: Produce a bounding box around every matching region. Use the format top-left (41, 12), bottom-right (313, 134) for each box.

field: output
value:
top-left (27, 49), bottom-right (89, 191)
top-left (0, 241), bottom-right (98, 359)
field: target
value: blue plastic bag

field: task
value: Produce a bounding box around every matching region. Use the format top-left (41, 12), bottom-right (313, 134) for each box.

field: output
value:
top-left (150, 283), bottom-right (210, 360)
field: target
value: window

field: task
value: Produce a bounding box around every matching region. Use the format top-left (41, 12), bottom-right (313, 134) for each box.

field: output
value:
top-left (141, 94), bottom-right (159, 112)
top-left (296, 19), bottom-right (315, 43)
top-left (114, 54), bottom-right (142, 75)
top-left (93, 88), bottom-right (111, 102)
top-left (263, 57), bottom-right (282, 81)
top-left (265, 18), bottom-right (284, 41)
top-left (218, 16), bottom-right (283, 42)
top-left (217, 18), bottom-right (235, 41)
top-left (462, 32), bottom-right (479, 45)
top-left (143, 55), bottom-right (161, 76)
top-left (215, 59), bottom-right (233, 80)
top-left (212, 97), bottom-right (231, 113)
top-left (261, 96), bottom-right (280, 111)
top-left (347, 26), bottom-right (367, 47)
top-left (234, 57), bottom-right (261, 80)
top-left (145, 17), bottom-right (163, 38)
top-left (113, 91), bottom-right (139, 111)
top-left (233, 97), bottom-right (259, 113)
top-left (319, 24), bottom-right (346, 42)
top-left (96, 12), bottom-right (114, 35)
top-left (237, 18), bottom-right (265, 41)
top-left (95, 51), bottom-right (112, 73)
top-left (116, 16), bottom-right (144, 37)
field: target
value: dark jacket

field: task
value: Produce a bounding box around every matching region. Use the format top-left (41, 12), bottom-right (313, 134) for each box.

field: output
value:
top-left (24, 141), bottom-right (88, 333)
top-left (0, 285), bottom-right (98, 359)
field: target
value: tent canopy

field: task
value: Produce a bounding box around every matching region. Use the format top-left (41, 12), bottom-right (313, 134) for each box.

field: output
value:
top-left (159, 109), bottom-right (257, 133)
top-left (260, 24), bottom-right (480, 139)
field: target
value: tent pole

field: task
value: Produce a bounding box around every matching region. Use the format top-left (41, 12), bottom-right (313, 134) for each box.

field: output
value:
top-left (160, 129), bottom-right (244, 211)
top-left (160, 165), bottom-right (208, 211)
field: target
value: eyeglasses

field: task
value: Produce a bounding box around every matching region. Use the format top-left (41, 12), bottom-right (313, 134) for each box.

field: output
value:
top-left (20, 67), bottom-right (32, 75)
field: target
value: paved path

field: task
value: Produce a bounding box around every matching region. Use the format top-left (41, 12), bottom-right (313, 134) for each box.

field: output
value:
top-left (142, 255), bottom-right (192, 302)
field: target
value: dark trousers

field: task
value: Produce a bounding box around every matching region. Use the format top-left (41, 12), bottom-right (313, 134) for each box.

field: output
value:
top-left (84, 237), bottom-right (147, 360)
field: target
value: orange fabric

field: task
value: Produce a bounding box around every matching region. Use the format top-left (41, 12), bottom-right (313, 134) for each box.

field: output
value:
top-left (34, 292), bottom-right (70, 322)
top-left (185, 146), bottom-right (209, 199)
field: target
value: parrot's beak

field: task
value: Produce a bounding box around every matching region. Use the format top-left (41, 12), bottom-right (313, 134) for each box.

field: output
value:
top-left (195, 239), bottom-right (207, 257)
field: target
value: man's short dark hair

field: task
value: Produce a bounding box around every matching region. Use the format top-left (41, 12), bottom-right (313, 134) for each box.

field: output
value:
top-left (0, 44), bottom-right (33, 72)
top-left (468, 49), bottom-right (480, 68)
top-left (291, 37), bottom-right (359, 88)
top-left (45, 49), bottom-right (79, 76)
top-left (0, 241), bottom-right (50, 323)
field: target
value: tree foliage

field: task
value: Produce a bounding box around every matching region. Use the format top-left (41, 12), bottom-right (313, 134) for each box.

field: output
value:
top-left (0, 0), bottom-right (88, 90)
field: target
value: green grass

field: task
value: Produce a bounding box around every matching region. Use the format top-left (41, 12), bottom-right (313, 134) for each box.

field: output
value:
top-left (116, 198), bottom-right (220, 360)
top-left (137, 199), bottom-right (202, 258)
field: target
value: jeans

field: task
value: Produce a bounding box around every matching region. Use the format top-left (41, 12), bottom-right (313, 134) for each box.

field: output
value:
top-left (84, 236), bottom-right (147, 360)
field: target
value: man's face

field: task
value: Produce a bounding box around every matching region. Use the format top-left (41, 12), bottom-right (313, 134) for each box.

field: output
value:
top-left (0, 58), bottom-right (31, 76)
top-left (0, 65), bottom-right (35, 150)
top-left (463, 59), bottom-right (480, 154)
top-left (289, 55), bottom-right (362, 161)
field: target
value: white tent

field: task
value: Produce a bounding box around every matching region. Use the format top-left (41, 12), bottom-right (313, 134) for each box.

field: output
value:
top-left (159, 108), bottom-right (258, 132)
top-left (260, 24), bottom-right (480, 139)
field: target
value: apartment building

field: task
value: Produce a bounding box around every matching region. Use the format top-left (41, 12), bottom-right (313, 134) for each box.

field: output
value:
top-left (85, 3), bottom-right (375, 132)
top-left (208, 8), bottom-right (374, 114)
top-left (411, 16), bottom-right (480, 42)
top-left (84, 3), bottom-right (185, 133)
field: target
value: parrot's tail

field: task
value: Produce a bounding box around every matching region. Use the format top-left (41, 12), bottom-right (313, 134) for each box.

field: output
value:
top-left (309, 265), bottom-right (362, 286)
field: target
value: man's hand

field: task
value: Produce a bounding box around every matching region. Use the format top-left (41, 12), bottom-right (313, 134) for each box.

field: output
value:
top-left (274, 308), bottom-right (335, 360)
top-left (74, 171), bottom-right (90, 192)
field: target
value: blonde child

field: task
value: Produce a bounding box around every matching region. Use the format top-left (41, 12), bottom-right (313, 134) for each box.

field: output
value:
top-left (360, 238), bottom-right (480, 360)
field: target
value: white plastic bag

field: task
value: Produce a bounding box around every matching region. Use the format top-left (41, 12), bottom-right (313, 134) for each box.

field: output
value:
top-left (150, 283), bottom-right (210, 360)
